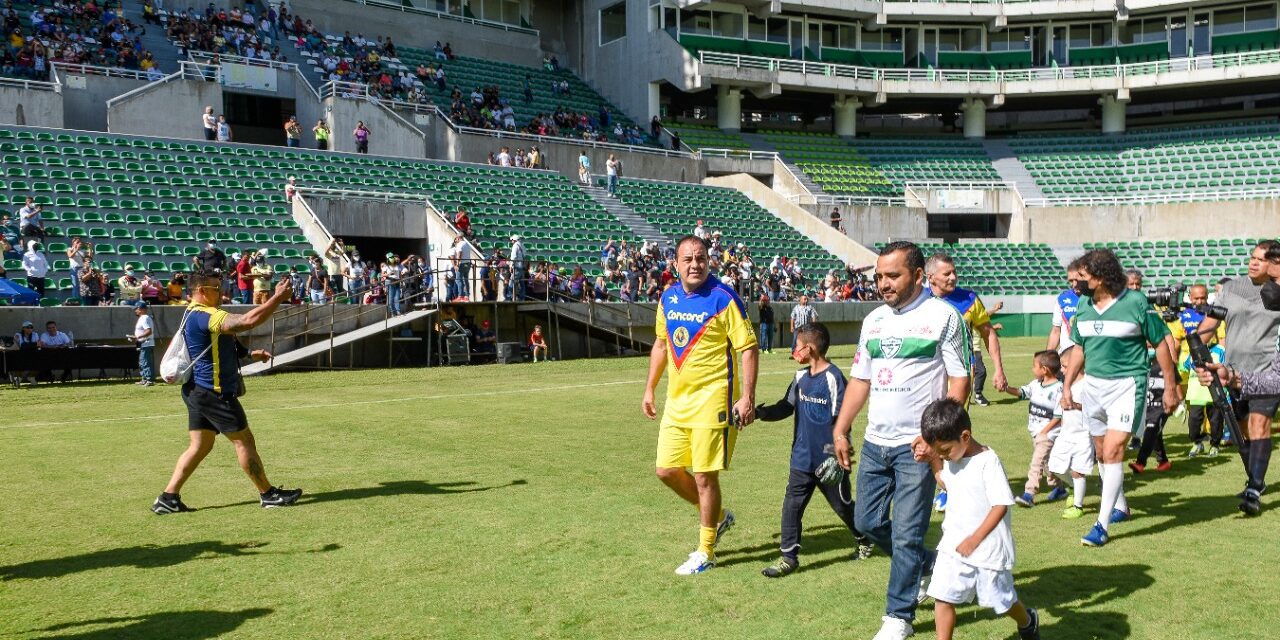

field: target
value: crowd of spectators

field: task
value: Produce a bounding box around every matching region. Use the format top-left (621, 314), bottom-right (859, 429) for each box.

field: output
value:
top-left (2, 0), bottom-right (158, 80)
top-left (167, 2), bottom-right (288, 63)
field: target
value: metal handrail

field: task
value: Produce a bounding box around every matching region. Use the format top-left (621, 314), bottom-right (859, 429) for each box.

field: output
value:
top-left (1025, 186), bottom-right (1280, 207)
top-left (0, 75), bottom-right (59, 92)
top-left (699, 47), bottom-right (1280, 87)
top-left (51, 62), bottom-right (155, 81)
top-left (264, 267), bottom-right (440, 352)
top-left (698, 148), bottom-right (779, 160)
top-left (357, 0), bottom-right (538, 35)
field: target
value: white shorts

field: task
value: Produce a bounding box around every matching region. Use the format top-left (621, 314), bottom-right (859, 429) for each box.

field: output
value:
top-left (1078, 374), bottom-right (1147, 437)
top-left (927, 552), bottom-right (1018, 615)
top-left (1048, 413), bottom-right (1096, 476)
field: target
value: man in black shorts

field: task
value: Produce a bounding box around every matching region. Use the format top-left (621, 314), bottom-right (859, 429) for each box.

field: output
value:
top-left (152, 270), bottom-right (303, 514)
top-left (1197, 240), bottom-right (1280, 515)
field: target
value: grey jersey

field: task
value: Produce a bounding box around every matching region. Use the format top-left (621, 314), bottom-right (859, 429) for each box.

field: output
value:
top-left (1219, 276), bottom-right (1280, 373)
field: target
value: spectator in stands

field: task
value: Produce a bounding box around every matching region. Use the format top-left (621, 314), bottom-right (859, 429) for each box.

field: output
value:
top-left (443, 42), bottom-right (454, 59)
top-left (593, 276), bottom-right (609, 302)
top-left (474, 319), bottom-right (497, 355)
top-left (284, 116), bottom-right (302, 147)
top-left (530, 324), bottom-right (548, 362)
top-left (670, 131), bottom-right (681, 151)
top-left (216, 114), bottom-right (233, 142)
top-left (21, 240), bottom-right (48, 298)
top-left (234, 252), bottom-right (254, 304)
top-left (286, 267), bottom-right (306, 304)
top-left (117, 264), bottom-right (144, 305)
top-left (324, 240), bottom-right (347, 297)
top-left (434, 41), bottom-right (446, 60)
top-left (1, 214), bottom-right (18, 257)
top-left (140, 271), bottom-right (165, 305)
top-left (605, 154), bottom-right (620, 197)
top-left (18, 197), bottom-right (43, 241)
top-left (693, 220), bottom-right (708, 242)
top-left (167, 272), bottom-right (187, 304)
top-left (528, 146), bottom-right (542, 169)
top-left (313, 120), bottom-right (330, 150)
top-left (509, 235), bottom-right (526, 301)
top-left (65, 238), bottom-right (93, 302)
top-left (131, 301), bottom-right (156, 386)
top-left (353, 121), bottom-right (371, 154)
top-left (284, 176), bottom-right (299, 203)
top-left (251, 252), bottom-right (273, 304)
top-left (650, 116), bottom-right (661, 139)
top-left (497, 146), bottom-right (512, 167)
top-left (202, 106), bottom-right (217, 140)
top-left (78, 262), bottom-right (105, 306)
top-left (830, 207), bottom-right (842, 230)
top-left (306, 256), bottom-right (329, 304)
top-left (195, 239), bottom-right (227, 273)
top-left (578, 150), bottom-right (591, 185)
top-left (1126, 269), bottom-right (1144, 291)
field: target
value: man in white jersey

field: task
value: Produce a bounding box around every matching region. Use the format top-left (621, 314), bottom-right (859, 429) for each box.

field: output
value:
top-left (1061, 249), bottom-right (1178, 548)
top-left (833, 241), bottom-right (971, 640)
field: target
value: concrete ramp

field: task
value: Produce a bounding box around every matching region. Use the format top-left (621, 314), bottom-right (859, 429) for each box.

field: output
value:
top-left (241, 308), bottom-right (436, 376)
top-left (704, 173), bottom-right (879, 266)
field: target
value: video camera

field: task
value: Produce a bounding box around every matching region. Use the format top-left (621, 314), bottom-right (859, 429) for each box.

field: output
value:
top-left (1146, 283), bottom-right (1228, 322)
top-left (1185, 332), bottom-right (1246, 448)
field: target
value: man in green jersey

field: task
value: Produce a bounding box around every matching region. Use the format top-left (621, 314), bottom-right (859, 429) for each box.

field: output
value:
top-left (1061, 250), bottom-right (1180, 547)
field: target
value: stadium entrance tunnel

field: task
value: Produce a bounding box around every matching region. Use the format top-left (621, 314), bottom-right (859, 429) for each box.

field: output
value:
top-left (223, 92), bottom-right (296, 146)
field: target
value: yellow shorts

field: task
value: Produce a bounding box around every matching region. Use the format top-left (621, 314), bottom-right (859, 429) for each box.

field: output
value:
top-left (656, 425), bottom-right (736, 473)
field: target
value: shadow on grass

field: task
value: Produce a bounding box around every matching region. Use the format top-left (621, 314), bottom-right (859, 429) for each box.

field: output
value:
top-left (303, 478), bottom-right (529, 505)
top-left (32, 608), bottom-right (272, 639)
top-left (946, 563), bottom-right (1148, 637)
top-left (1, 541), bottom-right (340, 581)
top-left (717, 524), bottom-right (865, 572)
top-left (1117, 491), bottom-right (1241, 539)
top-left (199, 478), bottom-right (530, 511)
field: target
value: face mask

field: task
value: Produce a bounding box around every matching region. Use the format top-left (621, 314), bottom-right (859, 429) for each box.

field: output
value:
top-left (1075, 279), bottom-right (1095, 297)
top-left (1262, 279), bottom-right (1280, 311)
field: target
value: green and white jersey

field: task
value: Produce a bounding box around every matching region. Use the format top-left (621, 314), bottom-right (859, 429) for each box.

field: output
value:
top-left (852, 289), bottom-right (972, 447)
top-left (1069, 289), bottom-right (1170, 380)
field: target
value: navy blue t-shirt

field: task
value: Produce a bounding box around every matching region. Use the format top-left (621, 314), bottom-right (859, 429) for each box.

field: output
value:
top-left (783, 364), bottom-right (847, 472)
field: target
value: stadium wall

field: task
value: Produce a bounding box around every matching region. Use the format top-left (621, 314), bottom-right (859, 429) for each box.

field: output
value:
top-left (62, 75), bottom-right (147, 132)
top-left (324, 97), bottom-right (431, 157)
top-left (287, 0), bottom-right (542, 66)
top-left (0, 85), bottom-right (64, 129)
top-left (577, 2), bottom-right (692, 124)
top-left (1013, 200), bottom-right (1280, 244)
top-left (107, 79), bottom-right (222, 138)
top-left (818, 205), bottom-right (929, 245)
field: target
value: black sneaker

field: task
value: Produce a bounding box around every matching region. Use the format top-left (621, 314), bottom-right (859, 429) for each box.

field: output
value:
top-left (1018, 607), bottom-right (1041, 640)
top-left (761, 557), bottom-right (797, 578)
top-left (855, 538), bottom-right (874, 560)
top-left (152, 493), bottom-right (196, 515)
top-left (1240, 489), bottom-right (1262, 517)
top-left (260, 486), bottom-right (303, 508)
top-left (973, 394), bottom-right (991, 407)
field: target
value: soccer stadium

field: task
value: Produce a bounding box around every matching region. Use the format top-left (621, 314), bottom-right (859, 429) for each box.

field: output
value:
top-left (2, 0), bottom-right (1280, 636)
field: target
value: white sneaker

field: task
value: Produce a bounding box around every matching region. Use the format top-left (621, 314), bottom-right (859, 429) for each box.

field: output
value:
top-left (674, 550), bottom-right (714, 575)
top-left (871, 615), bottom-right (915, 640)
top-left (917, 571), bottom-right (932, 604)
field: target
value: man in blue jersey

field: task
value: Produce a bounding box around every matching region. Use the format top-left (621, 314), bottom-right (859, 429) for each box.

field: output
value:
top-left (152, 269), bottom-right (303, 514)
top-left (926, 253), bottom-right (1007, 405)
top-left (1046, 266), bottom-right (1081, 358)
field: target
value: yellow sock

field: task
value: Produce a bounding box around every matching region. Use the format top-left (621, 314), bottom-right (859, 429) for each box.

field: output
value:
top-left (698, 526), bottom-right (717, 558)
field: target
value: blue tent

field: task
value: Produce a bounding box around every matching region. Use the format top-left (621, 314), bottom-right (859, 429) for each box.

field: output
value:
top-left (0, 277), bottom-right (40, 306)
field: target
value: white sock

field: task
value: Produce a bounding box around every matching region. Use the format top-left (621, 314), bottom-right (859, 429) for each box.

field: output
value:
top-left (1097, 463), bottom-right (1123, 531)
top-left (1114, 489), bottom-right (1128, 515)
top-left (1073, 476), bottom-right (1087, 508)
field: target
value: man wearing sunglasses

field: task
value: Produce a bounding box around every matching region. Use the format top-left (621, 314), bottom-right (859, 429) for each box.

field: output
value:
top-left (152, 269), bottom-right (302, 514)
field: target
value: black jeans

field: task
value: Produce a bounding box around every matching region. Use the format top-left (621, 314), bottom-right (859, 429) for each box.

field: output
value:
top-left (1136, 411), bottom-right (1169, 465)
top-left (1188, 404), bottom-right (1224, 447)
top-left (780, 467), bottom-right (861, 561)
top-left (972, 351), bottom-right (988, 396)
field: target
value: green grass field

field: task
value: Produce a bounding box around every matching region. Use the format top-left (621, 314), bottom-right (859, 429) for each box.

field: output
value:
top-left (0, 337), bottom-right (1274, 639)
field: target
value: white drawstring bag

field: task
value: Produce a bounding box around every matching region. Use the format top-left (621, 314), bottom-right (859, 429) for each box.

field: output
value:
top-left (160, 308), bottom-right (212, 384)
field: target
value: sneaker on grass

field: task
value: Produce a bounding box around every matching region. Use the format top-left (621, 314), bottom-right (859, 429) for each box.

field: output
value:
top-left (713, 510), bottom-right (735, 547)
top-left (1081, 522), bottom-right (1109, 547)
top-left (760, 557), bottom-right (796, 578)
top-left (260, 486), bottom-right (303, 508)
top-left (871, 615), bottom-right (914, 640)
top-left (675, 550), bottom-right (713, 575)
top-left (1046, 486), bottom-right (1069, 502)
top-left (1015, 492), bottom-right (1035, 508)
top-left (1061, 505), bottom-right (1085, 519)
top-left (151, 493), bottom-right (196, 515)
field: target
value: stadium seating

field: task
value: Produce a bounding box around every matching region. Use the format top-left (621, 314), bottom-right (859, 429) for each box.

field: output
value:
top-left (665, 123), bottom-right (749, 150)
top-left (1083, 238), bottom-right (1254, 288)
top-left (877, 242), bottom-right (1064, 295)
top-left (763, 131), bottom-right (999, 197)
top-left (1011, 119), bottom-right (1280, 200)
top-left (613, 178), bottom-right (846, 277)
top-left (0, 126), bottom-right (638, 296)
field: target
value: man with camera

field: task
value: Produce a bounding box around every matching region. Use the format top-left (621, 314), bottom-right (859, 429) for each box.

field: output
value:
top-left (152, 270), bottom-right (302, 514)
top-left (1195, 240), bottom-right (1280, 516)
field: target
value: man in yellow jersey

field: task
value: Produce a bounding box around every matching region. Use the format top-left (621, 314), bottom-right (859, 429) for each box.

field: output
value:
top-left (642, 235), bottom-right (759, 575)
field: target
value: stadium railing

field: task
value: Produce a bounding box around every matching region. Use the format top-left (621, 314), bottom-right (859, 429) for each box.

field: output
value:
top-left (698, 47), bottom-right (1280, 87)
top-left (0, 75), bottom-right (59, 92)
top-left (1023, 186), bottom-right (1280, 207)
top-left (50, 62), bottom-right (155, 82)
top-left (696, 148), bottom-right (779, 160)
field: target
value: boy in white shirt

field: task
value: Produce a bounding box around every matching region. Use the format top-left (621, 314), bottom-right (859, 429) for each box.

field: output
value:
top-left (1047, 381), bottom-right (1095, 519)
top-left (919, 399), bottom-right (1040, 640)
top-left (1001, 350), bottom-right (1069, 508)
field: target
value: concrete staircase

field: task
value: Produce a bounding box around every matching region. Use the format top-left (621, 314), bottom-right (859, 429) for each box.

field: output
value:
top-left (741, 133), bottom-right (826, 195)
top-left (579, 183), bottom-right (669, 246)
top-left (982, 138), bottom-right (1045, 201)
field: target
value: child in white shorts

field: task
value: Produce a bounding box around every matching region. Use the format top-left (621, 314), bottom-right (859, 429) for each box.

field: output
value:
top-left (1047, 382), bottom-right (1096, 520)
top-left (918, 399), bottom-right (1040, 640)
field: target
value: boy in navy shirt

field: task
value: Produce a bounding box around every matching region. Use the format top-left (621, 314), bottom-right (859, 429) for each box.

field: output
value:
top-left (756, 322), bottom-right (871, 577)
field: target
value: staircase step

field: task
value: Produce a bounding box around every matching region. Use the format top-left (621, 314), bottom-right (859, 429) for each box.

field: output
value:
top-left (579, 184), bottom-right (667, 245)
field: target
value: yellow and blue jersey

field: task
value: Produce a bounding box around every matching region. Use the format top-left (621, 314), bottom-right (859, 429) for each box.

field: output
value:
top-left (655, 276), bottom-right (758, 429)
top-left (184, 302), bottom-right (240, 394)
top-left (939, 286), bottom-right (990, 360)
